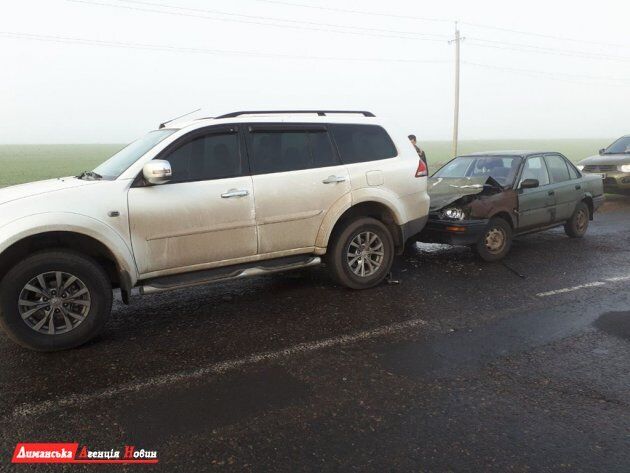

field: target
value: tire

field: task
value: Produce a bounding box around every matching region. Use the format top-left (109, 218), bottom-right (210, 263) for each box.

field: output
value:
top-left (327, 217), bottom-right (394, 289)
top-left (0, 250), bottom-right (112, 351)
top-left (564, 201), bottom-right (590, 238)
top-left (474, 217), bottom-right (513, 262)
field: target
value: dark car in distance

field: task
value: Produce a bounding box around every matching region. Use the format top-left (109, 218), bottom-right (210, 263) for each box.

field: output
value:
top-left (419, 151), bottom-right (605, 261)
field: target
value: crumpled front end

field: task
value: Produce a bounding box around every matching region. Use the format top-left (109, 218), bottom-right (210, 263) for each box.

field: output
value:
top-left (419, 176), bottom-right (516, 246)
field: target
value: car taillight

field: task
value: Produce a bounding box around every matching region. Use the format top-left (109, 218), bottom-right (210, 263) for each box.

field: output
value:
top-left (415, 159), bottom-right (428, 177)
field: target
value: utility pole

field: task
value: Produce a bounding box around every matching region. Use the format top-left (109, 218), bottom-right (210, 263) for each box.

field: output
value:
top-left (449, 23), bottom-right (464, 158)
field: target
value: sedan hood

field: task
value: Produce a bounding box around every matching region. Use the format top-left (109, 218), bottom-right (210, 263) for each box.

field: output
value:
top-left (579, 154), bottom-right (630, 166)
top-left (428, 176), bottom-right (501, 211)
top-left (0, 177), bottom-right (100, 205)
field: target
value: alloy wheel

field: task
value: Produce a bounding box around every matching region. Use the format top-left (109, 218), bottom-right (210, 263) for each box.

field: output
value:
top-left (17, 271), bottom-right (91, 335)
top-left (346, 231), bottom-right (385, 277)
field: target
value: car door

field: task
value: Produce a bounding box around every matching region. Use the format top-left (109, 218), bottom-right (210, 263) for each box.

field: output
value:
top-left (246, 124), bottom-right (351, 254)
top-left (128, 125), bottom-right (257, 275)
top-left (544, 154), bottom-right (575, 222)
top-left (517, 155), bottom-right (555, 229)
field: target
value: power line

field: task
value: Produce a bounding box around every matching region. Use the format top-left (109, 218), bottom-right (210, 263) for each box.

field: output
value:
top-left (463, 61), bottom-right (630, 87)
top-left (0, 31), bottom-right (450, 64)
top-left (467, 37), bottom-right (630, 63)
top-left (240, 0), bottom-right (451, 24)
top-left (461, 21), bottom-right (630, 50)
top-left (245, 0), bottom-right (629, 50)
top-left (68, 0), bottom-right (450, 42)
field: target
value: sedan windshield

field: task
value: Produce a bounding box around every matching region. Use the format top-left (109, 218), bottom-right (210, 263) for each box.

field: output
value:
top-left (433, 155), bottom-right (522, 187)
top-left (604, 136), bottom-right (630, 154)
top-left (93, 129), bottom-right (177, 179)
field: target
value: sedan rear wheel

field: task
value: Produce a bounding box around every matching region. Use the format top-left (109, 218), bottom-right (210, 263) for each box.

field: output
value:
top-left (564, 202), bottom-right (590, 238)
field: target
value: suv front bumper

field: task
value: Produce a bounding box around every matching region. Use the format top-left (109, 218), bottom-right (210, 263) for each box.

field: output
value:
top-left (418, 218), bottom-right (488, 246)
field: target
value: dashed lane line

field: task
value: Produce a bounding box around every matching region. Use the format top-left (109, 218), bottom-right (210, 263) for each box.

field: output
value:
top-left (536, 275), bottom-right (630, 298)
top-left (11, 317), bottom-right (427, 419)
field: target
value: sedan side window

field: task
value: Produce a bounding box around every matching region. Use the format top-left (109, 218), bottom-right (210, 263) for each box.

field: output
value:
top-left (545, 155), bottom-right (571, 183)
top-left (520, 156), bottom-right (550, 187)
top-left (162, 132), bottom-right (242, 183)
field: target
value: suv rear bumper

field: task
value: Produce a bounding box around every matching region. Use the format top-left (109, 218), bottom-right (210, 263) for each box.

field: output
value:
top-left (401, 215), bottom-right (429, 243)
top-left (418, 218), bottom-right (489, 246)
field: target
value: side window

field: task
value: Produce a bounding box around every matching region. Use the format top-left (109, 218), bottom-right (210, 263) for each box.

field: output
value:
top-left (545, 155), bottom-right (571, 183)
top-left (162, 132), bottom-right (241, 183)
top-left (329, 124), bottom-right (397, 164)
top-left (309, 131), bottom-right (337, 168)
top-left (521, 156), bottom-right (550, 187)
top-left (248, 130), bottom-right (339, 174)
top-left (567, 161), bottom-right (580, 179)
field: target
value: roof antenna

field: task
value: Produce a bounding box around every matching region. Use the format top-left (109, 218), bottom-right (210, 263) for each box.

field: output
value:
top-left (159, 108), bottom-right (201, 129)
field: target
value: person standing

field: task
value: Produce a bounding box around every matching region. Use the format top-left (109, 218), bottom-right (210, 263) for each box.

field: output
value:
top-left (408, 134), bottom-right (427, 168)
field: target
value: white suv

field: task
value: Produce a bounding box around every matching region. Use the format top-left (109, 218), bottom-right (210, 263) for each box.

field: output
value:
top-left (0, 110), bottom-right (429, 351)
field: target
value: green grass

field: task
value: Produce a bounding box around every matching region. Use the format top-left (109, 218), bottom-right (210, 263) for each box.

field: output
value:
top-left (0, 139), bottom-right (612, 188)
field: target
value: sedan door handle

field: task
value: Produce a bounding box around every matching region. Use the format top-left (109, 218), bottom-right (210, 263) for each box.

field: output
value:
top-left (575, 184), bottom-right (582, 190)
top-left (221, 189), bottom-right (249, 198)
top-left (548, 190), bottom-right (555, 196)
top-left (322, 175), bottom-right (347, 184)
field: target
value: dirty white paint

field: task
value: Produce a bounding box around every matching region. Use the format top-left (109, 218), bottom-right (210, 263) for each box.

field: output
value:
top-left (11, 318), bottom-right (427, 419)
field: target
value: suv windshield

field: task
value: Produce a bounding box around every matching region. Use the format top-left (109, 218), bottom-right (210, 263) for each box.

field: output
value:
top-left (433, 155), bottom-right (522, 187)
top-left (604, 136), bottom-right (630, 154)
top-left (93, 129), bottom-right (177, 179)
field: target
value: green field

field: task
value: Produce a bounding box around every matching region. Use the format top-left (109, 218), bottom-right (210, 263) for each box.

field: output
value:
top-left (0, 139), bottom-right (611, 188)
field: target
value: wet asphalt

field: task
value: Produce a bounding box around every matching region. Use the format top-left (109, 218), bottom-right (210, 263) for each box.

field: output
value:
top-left (1, 196), bottom-right (630, 472)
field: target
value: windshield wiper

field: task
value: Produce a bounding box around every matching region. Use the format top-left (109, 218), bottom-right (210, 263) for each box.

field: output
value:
top-left (76, 171), bottom-right (103, 180)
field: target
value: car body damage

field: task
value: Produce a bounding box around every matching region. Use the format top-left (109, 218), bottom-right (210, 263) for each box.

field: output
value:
top-left (428, 176), bottom-right (517, 223)
top-left (417, 151), bottom-right (604, 262)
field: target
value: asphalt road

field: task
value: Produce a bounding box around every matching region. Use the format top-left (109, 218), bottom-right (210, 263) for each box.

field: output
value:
top-left (1, 196), bottom-right (630, 472)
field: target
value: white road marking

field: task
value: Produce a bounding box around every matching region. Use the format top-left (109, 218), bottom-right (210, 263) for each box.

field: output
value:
top-left (11, 318), bottom-right (427, 419)
top-left (536, 282), bottom-right (606, 297)
top-left (536, 274), bottom-right (630, 297)
top-left (605, 275), bottom-right (630, 282)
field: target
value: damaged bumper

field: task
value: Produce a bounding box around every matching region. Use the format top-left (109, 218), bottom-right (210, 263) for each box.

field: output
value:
top-left (419, 218), bottom-right (488, 246)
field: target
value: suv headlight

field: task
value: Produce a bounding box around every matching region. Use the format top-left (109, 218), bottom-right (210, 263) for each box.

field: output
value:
top-left (619, 164), bottom-right (630, 173)
top-left (442, 207), bottom-right (466, 220)
top-left (577, 164), bottom-right (585, 171)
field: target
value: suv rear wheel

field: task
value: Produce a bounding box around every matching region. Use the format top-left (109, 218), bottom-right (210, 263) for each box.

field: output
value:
top-left (327, 217), bottom-right (394, 289)
top-left (0, 250), bottom-right (112, 351)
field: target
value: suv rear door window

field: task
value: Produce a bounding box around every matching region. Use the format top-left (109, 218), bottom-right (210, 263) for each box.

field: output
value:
top-left (248, 129), bottom-right (338, 174)
top-left (329, 124), bottom-right (397, 164)
top-left (162, 131), bottom-right (242, 183)
top-left (545, 154), bottom-right (571, 183)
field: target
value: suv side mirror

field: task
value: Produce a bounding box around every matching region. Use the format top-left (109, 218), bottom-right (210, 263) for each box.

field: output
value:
top-left (143, 160), bottom-right (172, 185)
top-left (520, 178), bottom-right (539, 189)
top-left (599, 148), bottom-right (606, 155)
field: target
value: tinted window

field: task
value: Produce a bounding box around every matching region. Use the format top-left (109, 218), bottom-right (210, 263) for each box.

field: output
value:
top-left (545, 155), bottom-right (571, 183)
top-left (520, 156), bottom-right (549, 186)
top-left (163, 132), bottom-right (242, 183)
top-left (330, 124), bottom-right (397, 164)
top-left (604, 136), bottom-right (630, 154)
top-left (249, 130), bottom-right (338, 174)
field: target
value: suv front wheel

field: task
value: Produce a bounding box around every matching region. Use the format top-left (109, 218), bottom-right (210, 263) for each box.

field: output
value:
top-left (0, 250), bottom-right (112, 351)
top-left (327, 217), bottom-right (394, 289)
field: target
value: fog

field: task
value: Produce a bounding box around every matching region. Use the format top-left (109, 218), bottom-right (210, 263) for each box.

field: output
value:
top-left (1, 0), bottom-right (629, 143)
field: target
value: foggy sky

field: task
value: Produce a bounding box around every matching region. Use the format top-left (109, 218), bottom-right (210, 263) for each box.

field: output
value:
top-left (1, 0), bottom-right (629, 144)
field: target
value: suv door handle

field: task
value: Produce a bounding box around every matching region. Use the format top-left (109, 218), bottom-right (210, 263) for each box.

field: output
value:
top-left (548, 190), bottom-right (555, 196)
top-left (221, 189), bottom-right (249, 198)
top-left (322, 175), bottom-right (346, 184)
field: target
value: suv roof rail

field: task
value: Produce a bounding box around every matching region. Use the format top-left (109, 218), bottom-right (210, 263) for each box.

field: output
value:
top-left (215, 110), bottom-right (376, 119)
